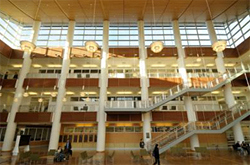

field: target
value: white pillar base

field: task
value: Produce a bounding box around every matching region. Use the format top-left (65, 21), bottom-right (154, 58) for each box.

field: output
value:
top-left (12, 135), bottom-right (21, 156)
top-left (190, 134), bottom-right (200, 151)
top-left (233, 123), bottom-right (244, 143)
top-left (143, 112), bottom-right (151, 151)
top-left (24, 145), bottom-right (30, 152)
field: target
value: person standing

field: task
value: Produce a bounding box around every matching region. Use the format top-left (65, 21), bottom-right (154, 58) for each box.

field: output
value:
top-left (139, 139), bottom-right (145, 149)
top-left (64, 139), bottom-right (72, 158)
top-left (4, 72), bottom-right (8, 79)
top-left (153, 144), bottom-right (160, 165)
top-left (13, 72), bottom-right (18, 79)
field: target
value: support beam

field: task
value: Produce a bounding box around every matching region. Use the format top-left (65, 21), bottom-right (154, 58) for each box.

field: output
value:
top-left (48, 21), bottom-right (75, 150)
top-left (96, 20), bottom-right (109, 152)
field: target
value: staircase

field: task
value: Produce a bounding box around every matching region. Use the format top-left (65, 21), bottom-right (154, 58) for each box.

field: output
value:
top-left (150, 101), bottom-right (250, 154)
top-left (105, 64), bottom-right (250, 112)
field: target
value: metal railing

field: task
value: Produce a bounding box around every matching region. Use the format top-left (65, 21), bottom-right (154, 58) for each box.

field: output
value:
top-left (105, 63), bottom-right (250, 109)
top-left (26, 73), bottom-right (60, 79)
top-left (150, 101), bottom-right (250, 150)
top-left (19, 105), bottom-right (56, 112)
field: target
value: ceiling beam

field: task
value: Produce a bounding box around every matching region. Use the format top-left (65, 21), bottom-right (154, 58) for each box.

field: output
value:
top-left (54, 0), bottom-right (70, 20)
top-left (177, 0), bottom-right (194, 20)
top-left (99, 0), bottom-right (108, 20)
top-left (212, 0), bottom-right (239, 20)
top-left (7, 0), bottom-right (35, 20)
top-left (139, 0), bottom-right (148, 20)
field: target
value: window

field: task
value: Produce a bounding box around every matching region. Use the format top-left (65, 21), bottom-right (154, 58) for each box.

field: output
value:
top-left (37, 24), bottom-right (68, 47)
top-left (179, 22), bottom-right (211, 47)
top-left (73, 24), bottom-right (103, 46)
top-left (144, 24), bottom-right (174, 46)
top-left (109, 24), bottom-right (138, 47)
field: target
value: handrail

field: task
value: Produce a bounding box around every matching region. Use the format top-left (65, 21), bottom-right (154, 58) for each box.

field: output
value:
top-left (150, 101), bottom-right (250, 150)
top-left (105, 63), bottom-right (250, 110)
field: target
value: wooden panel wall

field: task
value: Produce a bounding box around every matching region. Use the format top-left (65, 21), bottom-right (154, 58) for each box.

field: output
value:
top-left (0, 113), bottom-right (8, 122)
top-left (196, 111), bottom-right (224, 121)
top-left (23, 78), bottom-right (58, 88)
top-left (107, 113), bottom-right (142, 121)
top-left (152, 112), bottom-right (188, 122)
top-left (66, 78), bottom-right (99, 87)
top-left (15, 112), bottom-right (52, 123)
top-left (0, 40), bottom-right (12, 58)
top-left (149, 78), bottom-right (182, 87)
top-left (0, 79), bottom-right (17, 88)
top-left (61, 112), bottom-right (97, 122)
top-left (190, 77), bottom-right (215, 87)
top-left (108, 78), bottom-right (140, 87)
top-left (106, 133), bottom-right (143, 143)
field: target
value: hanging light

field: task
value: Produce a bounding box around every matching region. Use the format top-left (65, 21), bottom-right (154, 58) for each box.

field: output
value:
top-left (85, 41), bottom-right (99, 53)
top-left (212, 41), bottom-right (227, 52)
top-left (38, 98), bottom-right (43, 103)
top-left (23, 92), bottom-right (29, 97)
top-left (0, 93), bottom-right (2, 97)
top-left (63, 97), bottom-right (67, 102)
top-left (51, 92), bottom-right (57, 97)
top-left (85, 97), bottom-right (90, 102)
top-left (20, 40), bottom-right (36, 53)
top-left (80, 92), bottom-right (86, 97)
top-left (150, 41), bottom-right (164, 53)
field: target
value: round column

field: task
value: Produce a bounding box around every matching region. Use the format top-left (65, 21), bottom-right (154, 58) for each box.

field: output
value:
top-left (206, 20), bottom-right (244, 142)
top-left (96, 20), bottom-right (109, 152)
top-left (2, 41), bottom-right (36, 151)
top-left (138, 20), bottom-right (151, 150)
top-left (173, 20), bottom-right (200, 149)
top-left (48, 21), bottom-right (75, 150)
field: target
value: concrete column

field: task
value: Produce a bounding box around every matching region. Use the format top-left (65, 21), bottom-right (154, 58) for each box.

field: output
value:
top-left (48, 21), bottom-right (75, 150)
top-left (2, 22), bottom-right (40, 151)
top-left (206, 20), bottom-right (244, 142)
top-left (96, 20), bottom-right (109, 152)
top-left (173, 20), bottom-right (199, 149)
top-left (172, 20), bottom-right (189, 87)
top-left (138, 20), bottom-right (151, 150)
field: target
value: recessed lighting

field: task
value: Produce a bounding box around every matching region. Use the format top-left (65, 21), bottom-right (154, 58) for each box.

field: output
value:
top-left (117, 64), bottom-right (131, 68)
top-left (66, 91), bottom-right (75, 95)
top-left (206, 63), bottom-right (215, 67)
top-left (224, 63), bottom-right (235, 67)
top-left (47, 64), bottom-right (62, 68)
top-left (28, 92), bottom-right (38, 95)
top-left (33, 64), bottom-right (42, 68)
top-left (186, 64), bottom-right (201, 67)
top-left (152, 91), bottom-right (165, 94)
top-left (171, 64), bottom-right (178, 67)
top-left (12, 64), bottom-right (22, 68)
top-left (232, 91), bottom-right (241, 94)
top-left (70, 64), bottom-right (77, 67)
top-left (82, 64), bottom-right (98, 68)
top-left (151, 64), bottom-right (166, 68)
top-left (117, 91), bottom-right (132, 94)
top-left (211, 91), bottom-right (220, 94)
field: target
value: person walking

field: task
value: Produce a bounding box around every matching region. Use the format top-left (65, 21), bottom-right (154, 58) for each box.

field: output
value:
top-left (152, 144), bottom-right (160, 165)
top-left (139, 139), bottom-right (145, 149)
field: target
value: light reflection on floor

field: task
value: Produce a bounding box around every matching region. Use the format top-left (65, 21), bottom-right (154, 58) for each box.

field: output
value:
top-left (0, 147), bottom-right (250, 165)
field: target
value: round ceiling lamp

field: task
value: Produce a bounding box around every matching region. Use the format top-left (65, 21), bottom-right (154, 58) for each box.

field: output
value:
top-left (150, 41), bottom-right (164, 53)
top-left (85, 41), bottom-right (99, 53)
top-left (80, 92), bottom-right (85, 97)
top-left (38, 98), bottom-right (43, 103)
top-left (23, 92), bottom-right (29, 97)
top-left (20, 40), bottom-right (36, 53)
top-left (212, 41), bottom-right (227, 53)
top-left (51, 92), bottom-right (57, 97)
top-left (63, 97), bottom-right (67, 102)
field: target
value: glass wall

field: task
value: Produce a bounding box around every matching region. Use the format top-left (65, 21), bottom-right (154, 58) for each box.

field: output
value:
top-left (179, 22), bottom-right (211, 47)
top-left (0, 13), bottom-right (22, 48)
top-left (36, 24), bottom-right (68, 47)
top-left (109, 24), bottom-right (138, 47)
top-left (144, 23), bottom-right (174, 46)
top-left (73, 24), bottom-right (103, 47)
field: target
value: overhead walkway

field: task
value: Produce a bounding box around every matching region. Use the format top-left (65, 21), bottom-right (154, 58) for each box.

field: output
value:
top-left (105, 64), bottom-right (250, 112)
top-left (150, 101), bottom-right (250, 154)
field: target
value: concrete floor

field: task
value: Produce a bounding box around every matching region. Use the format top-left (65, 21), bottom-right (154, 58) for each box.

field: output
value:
top-left (0, 147), bottom-right (250, 165)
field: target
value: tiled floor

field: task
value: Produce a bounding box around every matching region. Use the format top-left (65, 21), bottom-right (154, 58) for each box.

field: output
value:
top-left (1, 147), bottom-right (250, 165)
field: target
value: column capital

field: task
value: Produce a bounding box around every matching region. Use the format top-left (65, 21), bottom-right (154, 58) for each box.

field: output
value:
top-left (20, 40), bottom-right (36, 53)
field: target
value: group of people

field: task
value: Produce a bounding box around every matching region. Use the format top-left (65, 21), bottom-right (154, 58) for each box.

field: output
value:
top-left (233, 141), bottom-right (250, 155)
top-left (140, 139), bottom-right (160, 165)
top-left (55, 139), bottom-right (73, 162)
top-left (3, 72), bottom-right (18, 79)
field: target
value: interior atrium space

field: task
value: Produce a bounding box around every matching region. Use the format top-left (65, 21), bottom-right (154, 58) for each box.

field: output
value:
top-left (0, 0), bottom-right (250, 164)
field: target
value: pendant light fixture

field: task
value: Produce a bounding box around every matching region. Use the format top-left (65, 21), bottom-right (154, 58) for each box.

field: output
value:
top-left (150, 0), bottom-right (164, 53)
top-left (85, 0), bottom-right (98, 53)
top-left (206, 0), bottom-right (227, 52)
